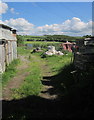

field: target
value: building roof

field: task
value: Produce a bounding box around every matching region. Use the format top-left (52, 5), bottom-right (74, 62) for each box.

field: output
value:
top-left (0, 24), bottom-right (17, 31)
top-left (0, 24), bottom-right (12, 30)
top-left (62, 41), bottom-right (73, 45)
top-left (0, 24), bottom-right (17, 41)
top-left (85, 37), bottom-right (94, 41)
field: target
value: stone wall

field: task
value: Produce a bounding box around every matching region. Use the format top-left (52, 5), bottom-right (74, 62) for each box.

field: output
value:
top-left (73, 37), bottom-right (94, 70)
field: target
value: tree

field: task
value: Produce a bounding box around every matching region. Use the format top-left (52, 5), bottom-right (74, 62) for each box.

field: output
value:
top-left (17, 35), bottom-right (25, 46)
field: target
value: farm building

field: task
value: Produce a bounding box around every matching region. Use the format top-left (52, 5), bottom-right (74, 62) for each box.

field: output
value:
top-left (0, 24), bottom-right (17, 73)
top-left (73, 37), bottom-right (94, 70)
top-left (61, 41), bottom-right (76, 52)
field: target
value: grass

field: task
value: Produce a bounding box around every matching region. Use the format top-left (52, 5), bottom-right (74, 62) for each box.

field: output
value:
top-left (13, 46), bottom-right (73, 99)
top-left (24, 47), bottom-right (94, 117)
top-left (25, 41), bottom-right (61, 44)
top-left (24, 41), bottom-right (62, 50)
top-left (3, 43), bottom-right (94, 119)
top-left (3, 42), bottom-right (73, 99)
top-left (17, 46), bottom-right (31, 55)
top-left (44, 53), bottom-right (73, 75)
top-left (28, 51), bottom-right (73, 96)
top-left (12, 55), bottom-right (43, 99)
top-left (2, 59), bottom-right (20, 86)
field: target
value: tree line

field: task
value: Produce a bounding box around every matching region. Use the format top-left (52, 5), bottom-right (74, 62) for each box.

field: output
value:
top-left (17, 34), bottom-right (92, 46)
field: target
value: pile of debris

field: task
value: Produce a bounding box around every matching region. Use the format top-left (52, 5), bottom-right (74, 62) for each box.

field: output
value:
top-left (32, 47), bottom-right (42, 53)
top-left (45, 46), bottom-right (64, 56)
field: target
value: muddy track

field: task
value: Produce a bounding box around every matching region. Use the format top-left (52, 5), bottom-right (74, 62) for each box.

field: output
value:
top-left (2, 55), bottom-right (30, 100)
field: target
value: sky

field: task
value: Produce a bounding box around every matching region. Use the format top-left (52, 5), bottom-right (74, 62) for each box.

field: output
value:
top-left (0, 1), bottom-right (93, 36)
top-left (1, 0), bottom-right (94, 2)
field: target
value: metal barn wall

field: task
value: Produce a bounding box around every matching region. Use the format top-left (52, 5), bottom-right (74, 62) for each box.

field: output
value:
top-left (0, 45), bottom-right (6, 73)
top-left (12, 41), bottom-right (17, 60)
top-left (0, 41), bottom-right (17, 73)
top-left (7, 41), bottom-right (17, 65)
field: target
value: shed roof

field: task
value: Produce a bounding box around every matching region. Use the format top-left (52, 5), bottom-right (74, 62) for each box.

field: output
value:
top-left (0, 24), bottom-right (12, 30)
top-left (62, 41), bottom-right (73, 45)
top-left (0, 24), bottom-right (17, 41)
top-left (85, 37), bottom-right (94, 41)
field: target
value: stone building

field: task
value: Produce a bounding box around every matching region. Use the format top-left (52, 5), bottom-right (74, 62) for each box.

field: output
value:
top-left (0, 24), bottom-right (17, 73)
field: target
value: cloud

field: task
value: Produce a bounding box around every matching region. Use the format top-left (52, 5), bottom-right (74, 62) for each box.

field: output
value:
top-left (3, 17), bottom-right (92, 36)
top-left (36, 17), bottom-right (92, 36)
top-left (0, 20), bottom-right (5, 24)
top-left (10, 8), bottom-right (19, 14)
top-left (4, 18), bottom-right (34, 35)
top-left (0, 2), bottom-right (8, 14)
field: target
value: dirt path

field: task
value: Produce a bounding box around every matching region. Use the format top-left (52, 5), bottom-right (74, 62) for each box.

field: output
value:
top-left (2, 54), bottom-right (58, 100)
top-left (2, 55), bottom-right (30, 100)
top-left (31, 55), bottom-right (58, 100)
top-left (27, 54), bottom-right (58, 99)
top-left (39, 63), bottom-right (58, 100)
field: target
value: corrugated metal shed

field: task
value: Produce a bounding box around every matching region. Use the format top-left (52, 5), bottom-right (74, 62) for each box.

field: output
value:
top-left (0, 24), bottom-right (17, 73)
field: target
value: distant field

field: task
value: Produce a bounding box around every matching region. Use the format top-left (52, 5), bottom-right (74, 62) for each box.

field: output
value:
top-left (24, 41), bottom-right (61, 44)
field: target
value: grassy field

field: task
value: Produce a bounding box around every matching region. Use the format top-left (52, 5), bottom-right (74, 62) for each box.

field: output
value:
top-left (25, 41), bottom-right (61, 44)
top-left (17, 46), bottom-right (31, 55)
top-left (12, 44), bottom-right (73, 99)
top-left (24, 41), bottom-right (62, 50)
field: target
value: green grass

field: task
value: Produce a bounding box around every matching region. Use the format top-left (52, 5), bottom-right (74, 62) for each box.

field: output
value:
top-left (24, 41), bottom-right (62, 50)
top-left (13, 45), bottom-right (73, 99)
top-left (8, 45), bottom-right (73, 99)
top-left (42, 52), bottom-right (73, 75)
top-left (29, 51), bottom-right (73, 95)
top-left (2, 59), bottom-right (20, 86)
top-left (25, 41), bottom-right (61, 44)
top-left (12, 55), bottom-right (43, 99)
top-left (40, 51), bottom-right (94, 118)
top-left (3, 45), bottom-right (94, 119)
top-left (17, 46), bottom-right (31, 55)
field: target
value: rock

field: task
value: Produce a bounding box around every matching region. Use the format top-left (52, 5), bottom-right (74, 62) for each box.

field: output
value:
top-left (45, 51), bottom-right (53, 55)
top-left (57, 51), bottom-right (64, 55)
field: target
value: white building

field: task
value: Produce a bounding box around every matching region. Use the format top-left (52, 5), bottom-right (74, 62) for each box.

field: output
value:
top-left (0, 24), bottom-right (17, 73)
